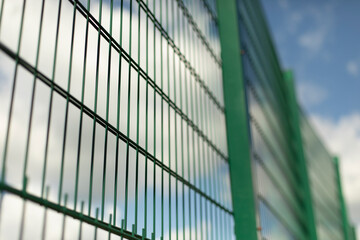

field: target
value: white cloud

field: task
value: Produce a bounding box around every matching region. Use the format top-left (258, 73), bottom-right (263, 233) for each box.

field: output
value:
top-left (297, 4), bottom-right (336, 53)
top-left (310, 113), bottom-right (360, 238)
top-left (298, 30), bottom-right (327, 52)
top-left (347, 61), bottom-right (359, 77)
top-left (297, 81), bottom-right (328, 107)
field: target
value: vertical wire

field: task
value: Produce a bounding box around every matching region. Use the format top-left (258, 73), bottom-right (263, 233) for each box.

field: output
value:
top-left (143, 0), bottom-right (149, 236)
top-left (204, 144), bottom-right (210, 240)
top-left (41, 186), bottom-right (50, 240)
top-left (88, 0), bottom-right (103, 215)
top-left (171, 0), bottom-right (179, 238)
top-left (159, 0), bottom-right (165, 238)
top-left (218, 161), bottom-right (226, 239)
top-left (18, 177), bottom-right (28, 240)
top-left (1, 0), bottom-right (27, 184)
top-left (107, 214), bottom-right (112, 240)
top-left (101, 0), bottom-right (114, 222)
top-left (226, 212), bottom-right (230, 240)
top-left (196, 16), bottom-right (206, 239)
top-left (197, 61), bottom-right (204, 240)
top-left (205, 102), bottom-right (212, 240)
top-left (152, 0), bottom-right (157, 237)
top-left (175, 4), bottom-right (185, 240)
top-left (113, 0), bottom-right (124, 227)
top-left (208, 151), bottom-right (214, 240)
top-left (23, 0), bottom-right (46, 195)
top-left (201, 123), bottom-right (209, 240)
top-left (189, 24), bottom-right (197, 238)
top-left (79, 201), bottom-right (85, 239)
top-left (0, 0), bottom-right (5, 34)
top-left (166, 0), bottom-right (172, 238)
top-left (213, 153), bottom-right (220, 240)
top-left (183, 12), bottom-right (193, 239)
top-left (124, 0), bottom-right (133, 230)
top-left (58, 1), bottom-right (78, 205)
top-left (94, 208), bottom-right (99, 240)
top-left (61, 194), bottom-right (68, 240)
top-left (134, 0), bottom-right (141, 232)
top-left (42, 0), bottom-right (63, 202)
top-left (74, 0), bottom-right (91, 211)
top-left (212, 150), bottom-right (219, 239)
top-left (189, 12), bottom-right (199, 239)
top-left (207, 99), bottom-right (214, 240)
top-left (202, 32), bottom-right (210, 239)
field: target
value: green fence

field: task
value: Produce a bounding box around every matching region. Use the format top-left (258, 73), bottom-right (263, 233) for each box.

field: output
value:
top-left (218, 0), bottom-right (355, 239)
top-left (236, 0), bottom-right (312, 238)
top-left (0, 0), bottom-right (355, 239)
top-left (0, 0), bottom-right (233, 239)
top-left (301, 111), bottom-right (356, 240)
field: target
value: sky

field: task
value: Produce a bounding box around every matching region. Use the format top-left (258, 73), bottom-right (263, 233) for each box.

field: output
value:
top-left (261, 0), bottom-right (360, 237)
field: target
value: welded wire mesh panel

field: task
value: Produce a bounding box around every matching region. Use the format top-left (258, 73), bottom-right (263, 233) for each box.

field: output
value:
top-left (301, 113), bottom-right (344, 240)
top-left (0, 0), bottom-right (234, 239)
top-left (237, 0), bottom-right (307, 239)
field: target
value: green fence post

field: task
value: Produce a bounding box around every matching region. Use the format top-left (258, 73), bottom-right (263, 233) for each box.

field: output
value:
top-left (351, 225), bottom-right (357, 240)
top-left (334, 156), bottom-right (350, 240)
top-left (284, 71), bottom-right (318, 240)
top-left (216, 1), bottom-right (258, 239)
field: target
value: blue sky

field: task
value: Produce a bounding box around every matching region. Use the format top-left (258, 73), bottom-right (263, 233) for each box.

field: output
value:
top-left (261, 0), bottom-right (360, 236)
top-left (261, 0), bottom-right (360, 120)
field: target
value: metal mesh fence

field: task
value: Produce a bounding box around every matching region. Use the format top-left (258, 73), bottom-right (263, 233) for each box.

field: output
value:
top-left (0, 0), bottom-right (234, 239)
top-left (301, 112), bottom-right (345, 240)
top-left (236, 0), bottom-right (355, 239)
top-left (0, 0), bottom-right (355, 239)
top-left (237, 0), bottom-right (309, 239)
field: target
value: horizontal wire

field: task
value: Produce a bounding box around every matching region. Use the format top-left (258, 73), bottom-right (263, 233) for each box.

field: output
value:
top-left (239, 10), bottom-right (289, 120)
top-left (253, 153), bottom-right (306, 226)
top-left (0, 182), bottom-right (147, 240)
top-left (175, 0), bottom-right (221, 66)
top-left (141, 0), bottom-right (224, 112)
top-left (246, 80), bottom-right (293, 161)
top-left (258, 196), bottom-right (302, 239)
top-left (0, 42), bottom-right (232, 215)
top-left (199, 0), bottom-right (218, 25)
top-left (69, 0), bottom-right (228, 161)
top-left (133, 0), bottom-right (225, 111)
top-left (249, 114), bottom-right (300, 194)
top-left (240, 0), bottom-right (287, 104)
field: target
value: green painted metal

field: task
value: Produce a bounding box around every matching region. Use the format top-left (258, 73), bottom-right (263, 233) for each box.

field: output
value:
top-left (0, 0), bottom-right (233, 239)
top-left (300, 109), bottom-right (350, 240)
top-left (334, 156), bottom-right (350, 240)
top-left (284, 70), bottom-right (318, 240)
top-left (350, 226), bottom-right (357, 240)
top-left (238, 0), bottom-right (309, 237)
top-left (216, 0), bottom-right (258, 239)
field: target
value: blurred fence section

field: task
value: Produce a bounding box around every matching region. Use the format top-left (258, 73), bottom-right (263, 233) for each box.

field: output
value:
top-left (235, 0), bottom-right (356, 239)
top-left (237, 0), bottom-right (309, 238)
top-left (301, 112), bottom-right (356, 240)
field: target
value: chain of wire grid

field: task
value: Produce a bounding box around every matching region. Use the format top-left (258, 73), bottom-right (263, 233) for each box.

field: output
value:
top-left (0, 0), bottom-right (233, 239)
